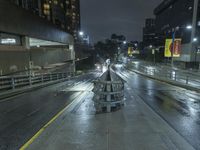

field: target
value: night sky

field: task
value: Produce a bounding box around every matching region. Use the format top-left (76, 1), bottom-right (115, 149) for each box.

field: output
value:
top-left (80, 0), bottom-right (162, 44)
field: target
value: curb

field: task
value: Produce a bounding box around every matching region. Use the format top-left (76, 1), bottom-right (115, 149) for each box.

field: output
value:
top-left (127, 67), bottom-right (200, 92)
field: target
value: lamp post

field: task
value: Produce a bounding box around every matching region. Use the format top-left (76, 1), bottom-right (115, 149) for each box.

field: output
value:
top-left (190, 0), bottom-right (199, 68)
top-left (171, 25), bottom-right (193, 68)
top-left (78, 31), bottom-right (85, 45)
top-left (171, 28), bottom-right (176, 68)
top-left (117, 41), bottom-right (127, 61)
top-left (149, 45), bottom-right (156, 65)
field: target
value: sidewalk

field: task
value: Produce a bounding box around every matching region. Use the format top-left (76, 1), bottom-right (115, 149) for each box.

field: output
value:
top-left (128, 60), bottom-right (200, 92)
top-left (134, 60), bottom-right (200, 75)
top-left (24, 84), bottom-right (195, 150)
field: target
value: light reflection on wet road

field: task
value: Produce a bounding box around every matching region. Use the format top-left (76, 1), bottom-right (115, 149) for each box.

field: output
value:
top-left (115, 66), bottom-right (200, 150)
top-left (0, 73), bottom-right (99, 150)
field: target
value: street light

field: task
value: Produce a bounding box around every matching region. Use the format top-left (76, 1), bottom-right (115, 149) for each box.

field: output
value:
top-left (193, 37), bottom-right (198, 42)
top-left (123, 41), bottom-right (127, 44)
top-left (149, 45), bottom-right (156, 65)
top-left (79, 31), bottom-right (84, 36)
top-left (186, 25), bottom-right (192, 29)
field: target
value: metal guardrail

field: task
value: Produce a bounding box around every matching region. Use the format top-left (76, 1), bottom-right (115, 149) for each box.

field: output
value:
top-left (0, 72), bottom-right (73, 92)
top-left (93, 69), bottom-right (125, 112)
top-left (129, 63), bottom-right (200, 88)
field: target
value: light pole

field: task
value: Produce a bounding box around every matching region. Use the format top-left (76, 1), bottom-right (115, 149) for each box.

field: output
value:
top-left (149, 45), bottom-right (156, 65)
top-left (117, 41), bottom-right (127, 61)
top-left (190, 0), bottom-right (199, 68)
top-left (171, 28), bottom-right (176, 68)
top-left (79, 31), bottom-right (84, 42)
top-left (171, 25), bottom-right (193, 68)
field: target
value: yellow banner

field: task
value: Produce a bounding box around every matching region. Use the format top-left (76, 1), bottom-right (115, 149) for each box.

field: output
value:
top-left (165, 39), bottom-right (181, 57)
top-left (128, 47), bottom-right (133, 56)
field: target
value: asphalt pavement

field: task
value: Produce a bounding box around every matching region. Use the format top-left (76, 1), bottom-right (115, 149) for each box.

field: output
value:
top-left (1, 66), bottom-right (200, 150)
top-left (115, 65), bottom-right (200, 150)
top-left (0, 72), bottom-right (100, 150)
top-left (25, 65), bottom-right (196, 150)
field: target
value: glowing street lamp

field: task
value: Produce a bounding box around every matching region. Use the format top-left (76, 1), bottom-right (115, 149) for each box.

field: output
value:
top-left (79, 31), bottom-right (84, 36)
top-left (186, 25), bottom-right (192, 29)
top-left (123, 41), bottom-right (127, 44)
top-left (193, 37), bottom-right (198, 42)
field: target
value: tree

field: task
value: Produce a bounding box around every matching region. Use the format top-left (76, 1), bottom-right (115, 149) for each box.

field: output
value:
top-left (94, 34), bottom-right (126, 60)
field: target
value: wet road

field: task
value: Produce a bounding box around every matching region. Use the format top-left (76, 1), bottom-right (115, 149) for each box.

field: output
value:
top-left (115, 65), bottom-right (200, 150)
top-left (1, 67), bottom-right (200, 150)
top-left (0, 72), bottom-right (99, 150)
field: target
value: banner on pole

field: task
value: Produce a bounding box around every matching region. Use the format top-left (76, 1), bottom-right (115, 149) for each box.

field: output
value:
top-left (165, 39), bottom-right (181, 57)
top-left (128, 47), bottom-right (133, 56)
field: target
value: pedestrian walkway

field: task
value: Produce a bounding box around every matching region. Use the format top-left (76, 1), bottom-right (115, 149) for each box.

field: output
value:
top-left (128, 60), bottom-right (200, 91)
top-left (23, 83), bottom-right (195, 150)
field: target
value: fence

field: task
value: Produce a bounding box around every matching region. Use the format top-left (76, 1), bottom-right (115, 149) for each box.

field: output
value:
top-left (0, 72), bottom-right (73, 92)
top-left (129, 63), bottom-right (200, 88)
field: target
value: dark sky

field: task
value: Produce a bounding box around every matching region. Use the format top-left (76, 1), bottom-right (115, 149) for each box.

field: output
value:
top-left (80, 0), bottom-right (162, 44)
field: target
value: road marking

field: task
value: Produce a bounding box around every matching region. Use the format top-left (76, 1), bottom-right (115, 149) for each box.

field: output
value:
top-left (19, 92), bottom-right (85, 150)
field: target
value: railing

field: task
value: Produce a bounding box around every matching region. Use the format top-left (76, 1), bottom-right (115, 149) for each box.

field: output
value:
top-left (129, 63), bottom-right (200, 88)
top-left (0, 72), bottom-right (73, 92)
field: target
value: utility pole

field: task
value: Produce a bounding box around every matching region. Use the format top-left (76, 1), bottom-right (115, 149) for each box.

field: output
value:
top-left (190, 0), bottom-right (199, 64)
top-left (171, 29), bottom-right (176, 68)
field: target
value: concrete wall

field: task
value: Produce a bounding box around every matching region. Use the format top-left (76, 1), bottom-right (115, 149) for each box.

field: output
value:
top-left (0, 50), bottom-right (29, 75)
top-left (31, 47), bottom-right (74, 67)
top-left (0, 47), bottom-right (75, 75)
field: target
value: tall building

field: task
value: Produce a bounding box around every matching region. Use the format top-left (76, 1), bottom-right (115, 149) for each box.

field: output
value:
top-left (10, 0), bottom-right (81, 41)
top-left (154, 0), bottom-right (200, 68)
top-left (0, 0), bottom-right (75, 75)
top-left (143, 18), bottom-right (156, 46)
top-left (67, 0), bottom-right (81, 41)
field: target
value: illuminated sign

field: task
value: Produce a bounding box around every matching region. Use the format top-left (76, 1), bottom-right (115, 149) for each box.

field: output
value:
top-left (1, 38), bottom-right (16, 44)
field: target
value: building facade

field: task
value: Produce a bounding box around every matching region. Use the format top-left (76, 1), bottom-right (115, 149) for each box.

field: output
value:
top-left (154, 0), bottom-right (200, 67)
top-left (0, 0), bottom-right (75, 75)
top-left (9, 0), bottom-right (81, 41)
top-left (143, 18), bottom-right (156, 47)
